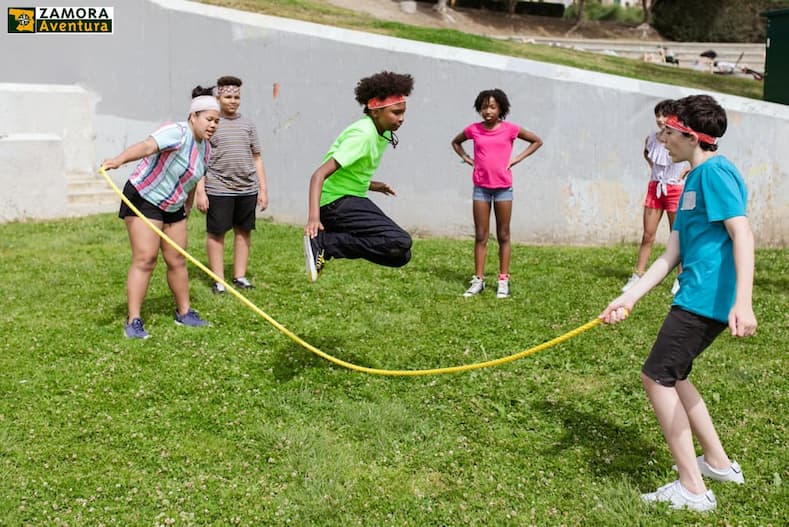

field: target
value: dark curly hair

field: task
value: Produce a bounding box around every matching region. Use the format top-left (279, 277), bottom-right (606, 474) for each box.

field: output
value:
top-left (674, 94), bottom-right (726, 152)
top-left (474, 89), bottom-right (510, 120)
top-left (355, 71), bottom-right (414, 114)
top-left (191, 85), bottom-right (215, 98)
top-left (654, 99), bottom-right (677, 117)
top-left (217, 75), bottom-right (242, 87)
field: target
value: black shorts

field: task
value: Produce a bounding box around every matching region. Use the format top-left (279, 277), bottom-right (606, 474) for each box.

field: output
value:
top-left (205, 194), bottom-right (257, 234)
top-left (642, 306), bottom-right (727, 387)
top-left (118, 181), bottom-right (186, 224)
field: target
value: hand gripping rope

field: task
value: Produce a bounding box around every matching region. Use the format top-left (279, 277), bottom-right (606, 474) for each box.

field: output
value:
top-left (99, 167), bottom-right (607, 377)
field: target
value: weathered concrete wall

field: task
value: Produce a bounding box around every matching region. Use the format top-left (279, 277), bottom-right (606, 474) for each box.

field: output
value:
top-left (0, 134), bottom-right (68, 221)
top-left (0, 83), bottom-right (96, 177)
top-left (1, 0), bottom-right (786, 245)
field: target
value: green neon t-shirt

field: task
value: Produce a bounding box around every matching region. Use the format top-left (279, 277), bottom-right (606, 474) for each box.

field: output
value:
top-left (320, 116), bottom-right (392, 206)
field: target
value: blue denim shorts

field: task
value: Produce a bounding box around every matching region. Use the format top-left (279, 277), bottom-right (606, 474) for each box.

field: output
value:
top-left (472, 186), bottom-right (513, 202)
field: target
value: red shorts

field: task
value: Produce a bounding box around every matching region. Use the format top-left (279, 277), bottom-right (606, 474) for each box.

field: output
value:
top-left (644, 181), bottom-right (683, 212)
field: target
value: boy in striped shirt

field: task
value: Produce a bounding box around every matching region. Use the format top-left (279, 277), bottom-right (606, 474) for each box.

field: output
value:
top-left (196, 75), bottom-right (269, 293)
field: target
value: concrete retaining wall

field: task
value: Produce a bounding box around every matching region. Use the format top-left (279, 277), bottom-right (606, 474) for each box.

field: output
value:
top-left (0, 134), bottom-right (68, 221)
top-left (1, 0), bottom-right (787, 246)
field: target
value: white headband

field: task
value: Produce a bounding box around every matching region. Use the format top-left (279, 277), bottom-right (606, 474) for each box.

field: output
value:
top-left (190, 95), bottom-right (220, 114)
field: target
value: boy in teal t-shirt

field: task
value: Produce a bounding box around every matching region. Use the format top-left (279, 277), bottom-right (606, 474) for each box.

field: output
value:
top-left (303, 71), bottom-right (415, 282)
top-left (600, 95), bottom-right (756, 512)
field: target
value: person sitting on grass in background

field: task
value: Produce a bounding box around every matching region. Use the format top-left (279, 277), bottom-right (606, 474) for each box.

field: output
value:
top-left (623, 99), bottom-right (689, 294)
top-left (102, 86), bottom-right (220, 339)
top-left (303, 71), bottom-right (414, 283)
top-left (450, 88), bottom-right (543, 298)
top-left (195, 75), bottom-right (268, 294)
top-left (601, 94), bottom-right (756, 512)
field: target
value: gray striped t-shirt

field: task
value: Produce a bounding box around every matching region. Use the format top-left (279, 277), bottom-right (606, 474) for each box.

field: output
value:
top-left (205, 113), bottom-right (261, 195)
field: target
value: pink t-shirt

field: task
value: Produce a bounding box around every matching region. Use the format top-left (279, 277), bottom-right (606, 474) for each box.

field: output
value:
top-left (464, 121), bottom-right (520, 188)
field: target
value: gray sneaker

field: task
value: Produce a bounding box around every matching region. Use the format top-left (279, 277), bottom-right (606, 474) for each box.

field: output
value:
top-left (641, 480), bottom-right (716, 512)
top-left (673, 456), bottom-right (745, 484)
top-left (174, 308), bottom-right (208, 327)
top-left (463, 276), bottom-right (484, 297)
top-left (124, 317), bottom-right (150, 339)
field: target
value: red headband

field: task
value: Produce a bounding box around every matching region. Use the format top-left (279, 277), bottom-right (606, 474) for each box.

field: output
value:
top-left (664, 115), bottom-right (718, 145)
top-left (367, 94), bottom-right (406, 110)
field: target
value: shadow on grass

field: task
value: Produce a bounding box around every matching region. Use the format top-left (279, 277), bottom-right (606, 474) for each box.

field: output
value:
top-left (270, 336), bottom-right (376, 382)
top-left (533, 399), bottom-right (658, 487)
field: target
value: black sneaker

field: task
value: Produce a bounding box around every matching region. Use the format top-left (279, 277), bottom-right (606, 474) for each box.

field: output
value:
top-left (303, 235), bottom-right (325, 283)
top-left (232, 277), bottom-right (254, 289)
top-left (211, 282), bottom-right (226, 295)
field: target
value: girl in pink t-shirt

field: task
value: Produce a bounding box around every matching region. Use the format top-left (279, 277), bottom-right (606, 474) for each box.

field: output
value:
top-left (451, 89), bottom-right (543, 298)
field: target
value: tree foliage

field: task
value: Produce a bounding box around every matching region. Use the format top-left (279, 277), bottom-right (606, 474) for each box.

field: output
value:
top-left (651, 0), bottom-right (789, 43)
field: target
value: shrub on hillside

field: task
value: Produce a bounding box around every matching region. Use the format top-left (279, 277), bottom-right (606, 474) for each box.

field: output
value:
top-left (652, 0), bottom-right (789, 43)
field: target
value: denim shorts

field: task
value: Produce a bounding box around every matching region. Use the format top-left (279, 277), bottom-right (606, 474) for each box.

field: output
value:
top-left (472, 186), bottom-right (513, 202)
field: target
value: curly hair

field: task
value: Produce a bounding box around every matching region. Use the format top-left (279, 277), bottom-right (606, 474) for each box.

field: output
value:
top-left (474, 89), bottom-right (511, 120)
top-left (217, 75), bottom-right (242, 87)
top-left (355, 71), bottom-right (414, 114)
top-left (674, 94), bottom-right (727, 152)
top-left (191, 85), bottom-right (215, 98)
top-left (654, 99), bottom-right (677, 117)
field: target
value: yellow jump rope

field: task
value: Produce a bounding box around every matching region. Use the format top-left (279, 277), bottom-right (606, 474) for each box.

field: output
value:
top-left (100, 167), bottom-right (608, 377)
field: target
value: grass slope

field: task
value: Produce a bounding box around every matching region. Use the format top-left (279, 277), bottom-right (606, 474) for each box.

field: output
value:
top-left (199, 0), bottom-right (764, 100)
top-left (0, 215), bottom-right (786, 525)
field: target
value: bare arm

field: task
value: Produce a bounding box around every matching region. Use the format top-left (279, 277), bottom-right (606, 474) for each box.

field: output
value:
top-left (508, 128), bottom-right (543, 168)
top-left (600, 230), bottom-right (681, 324)
top-left (451, 131), bottom-right (473, 165)
top-left (369, 181), bottom-right (396, 196)
top-left (254, 152), bottom-right (269, 211)
top-left (101, 137), bottom-right (158, 170)
top-left (724, 216), bottom-right (757, 337)
top-left (305, 157), bottom-right (340, 238)
top-left (195, 177), bottom-right (209, 213)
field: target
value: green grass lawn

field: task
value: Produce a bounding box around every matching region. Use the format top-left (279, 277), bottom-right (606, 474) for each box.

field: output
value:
top-left (1, 215), bottom-right (786, 525)
top-left (199, 0), bottom-right (765, 101)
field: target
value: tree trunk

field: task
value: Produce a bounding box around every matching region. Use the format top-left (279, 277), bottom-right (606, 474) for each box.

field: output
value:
top-left (575, 0), bottom-right (586, 24)
top-left (506, 0), bottom-right (518, 15)
top-left (641, 0), bottom-right (652, 24)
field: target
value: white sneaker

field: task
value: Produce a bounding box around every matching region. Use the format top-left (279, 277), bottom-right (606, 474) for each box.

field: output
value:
top-left (463, 276), bottom-right (484, 297)
top-left (496, 278), bottom-right (510, 298)
top-left (641, 480), bottom-right (716, 512)
top-left (622, 272), bottom-right (641, 292)
top-left (672, 456), bottom-right (745, 484)
top-left (671, 278), bottom-right (680, 295)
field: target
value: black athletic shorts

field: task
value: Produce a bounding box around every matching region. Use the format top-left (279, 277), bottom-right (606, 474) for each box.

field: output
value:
top-left (205, 194), bottom-right (257, 234)
top-left (642, 306), bottom-right (727, 387)
top-left (118, 181), bottom-right (186, 224)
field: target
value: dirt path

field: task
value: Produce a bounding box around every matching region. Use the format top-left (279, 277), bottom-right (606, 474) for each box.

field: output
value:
top-left (322, 0), bottom-right (664, 40)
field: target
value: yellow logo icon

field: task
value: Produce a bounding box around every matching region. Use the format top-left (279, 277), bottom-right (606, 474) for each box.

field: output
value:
top-left (8, 8), bottom-right (35, 32)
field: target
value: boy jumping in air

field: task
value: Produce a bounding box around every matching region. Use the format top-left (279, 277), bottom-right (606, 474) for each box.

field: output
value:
top-left (601, 94), bottom-right (756, 512)
top-left (303, 71), bottom-right (414, 282)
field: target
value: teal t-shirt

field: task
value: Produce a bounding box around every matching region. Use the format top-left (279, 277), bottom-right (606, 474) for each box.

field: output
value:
top-left (672, 155), bottom-right (748, 323)
top-left (320, 116), bottom-right (393, 206)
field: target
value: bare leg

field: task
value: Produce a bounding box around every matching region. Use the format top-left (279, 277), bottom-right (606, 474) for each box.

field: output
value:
top-left (675, 379), bottom-right (731, 469)
top-left (206, 232), bottom-right (226, 283)
top-left (635, 207), bottom-right (663, 274)
top-left (472, 200), bottom-right (491, 278)
top-left (161, 220), bottom-right (191, 316)
top-left (233, 228), bottom-right (252, 279)
top-left (641, 372), bottom-right (707, 495)
top-left (125, 216), bottom-right (163, 321)
top-left (493, 200), bottom-right (512, 276)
